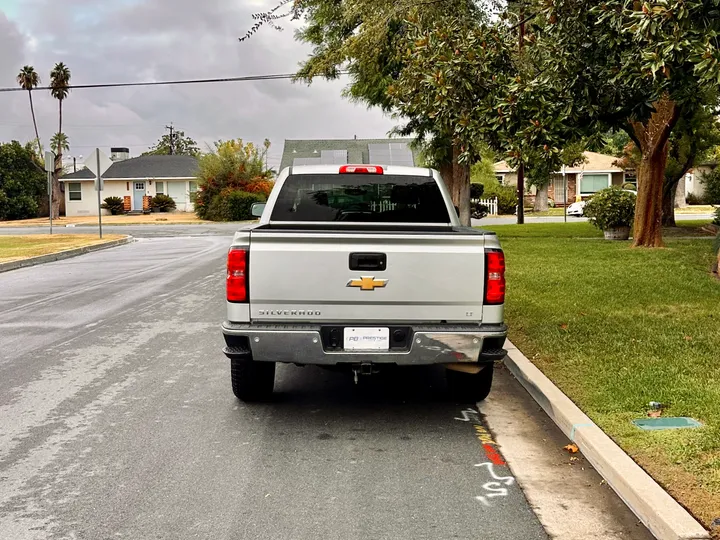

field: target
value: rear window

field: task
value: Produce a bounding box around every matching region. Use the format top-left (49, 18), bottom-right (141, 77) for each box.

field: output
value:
top-left (269, 174), bottom-right (451, 223)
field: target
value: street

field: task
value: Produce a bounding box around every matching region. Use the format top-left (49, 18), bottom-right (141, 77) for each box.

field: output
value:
top-left (0, 234), bottom-right (652, 539)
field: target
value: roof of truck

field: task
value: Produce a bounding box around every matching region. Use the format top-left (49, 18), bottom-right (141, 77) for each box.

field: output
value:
top-left (287, 164), bottom-right (433, 176)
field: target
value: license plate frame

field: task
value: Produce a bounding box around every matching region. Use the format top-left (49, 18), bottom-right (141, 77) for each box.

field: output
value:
top-left (343, 327), bottom-right (390, 351)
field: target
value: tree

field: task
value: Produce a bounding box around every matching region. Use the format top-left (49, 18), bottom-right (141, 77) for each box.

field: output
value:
top-left (194, 139), bottom-right (274, 221)
top-left (536, 1), bottom-right (720, 246)
top-left (143, 130), bottom-right (200, 157)
top-left (244, 0), bottom-right (490, 225)
top-left (49, 63), bottom-right (71, 219)
top-left (0, 141), bottom-right (47, 221)
top-left (50, 133), bottom-right (69, 154)
top-left (612, 105), bottom-right (720, 226)
top-left (17, 66), bottom-right (42, 156)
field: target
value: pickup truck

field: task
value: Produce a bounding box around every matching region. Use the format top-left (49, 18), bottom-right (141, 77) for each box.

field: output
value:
top-left (222, 164), bottom-right (507, 402)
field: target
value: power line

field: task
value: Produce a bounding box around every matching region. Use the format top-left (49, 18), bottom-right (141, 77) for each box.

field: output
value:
top-left (0, 71), bottom-right (349, 94)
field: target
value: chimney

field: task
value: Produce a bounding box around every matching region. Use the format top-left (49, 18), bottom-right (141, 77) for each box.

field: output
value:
top-left (110, 147), bottom-right (130, 161)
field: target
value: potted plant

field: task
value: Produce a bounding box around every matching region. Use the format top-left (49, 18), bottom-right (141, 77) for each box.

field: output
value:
top-left (584, 187), bottom-right (636, 240)
top-left (150, 194), bottom-right (177, 213)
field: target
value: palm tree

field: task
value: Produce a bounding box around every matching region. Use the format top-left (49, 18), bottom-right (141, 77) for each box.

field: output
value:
top-left (17, 66), bottom-right (41, 156)
top-left (49, 63), bottom-right (71, 218)
top-left (51, 132), bottom-right (70, 153)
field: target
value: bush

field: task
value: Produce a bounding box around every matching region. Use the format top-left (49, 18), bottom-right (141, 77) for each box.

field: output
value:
top-left (471, 203), bottom-right (489, 220)
top-left (0, 141), bottom-right (46, 221)
top-left (713, 207), bottom-right (720, 226)
top-left (150, 194), bottom-right (177, 212)
top-left (195, 139), bottom-right (274, 220)
top-left (686, 192), bottom-right (707, 205)
top-left (584, 187), bottom-right (636, 230)
top-left (470, 183), bottom-right (485, 200)
top-left (489, 185), bottom-right (519, 215)
top-left (205, 190), bottom-right (266, 221)
top-left (101, 196), bottom-right (125, 215)
top-left (700, 169), bottom-right (720, 204)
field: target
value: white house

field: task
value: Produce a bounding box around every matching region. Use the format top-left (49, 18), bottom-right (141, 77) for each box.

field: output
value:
top-left (60, 152), bottom-right (199, 217)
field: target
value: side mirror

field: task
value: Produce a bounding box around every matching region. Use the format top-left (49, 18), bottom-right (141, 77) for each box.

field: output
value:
top-left (251, 203), bottom-right (266, 218)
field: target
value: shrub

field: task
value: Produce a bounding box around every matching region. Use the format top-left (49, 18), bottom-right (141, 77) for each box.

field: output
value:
top-left (195, 139), bottom-right (274, 220)
top-left (470, 183), bottom-right (484, 200)
top-left (686, 192), bottom-right (707, 205)
top-left (150, 194), bottom-right (177, 212)
top-left (700, 169), bottom-right (720, 204)
top-left (471, 203), bottom-right (489, 220)
top-left (584, 187), bottom-right (636, 230)
top-left (485, 184), bottom-right (519, 215)
top-left (205, 190), bottom-right (266, 221)
top-left (101, 196), bottom-right (125, 215)
top-left (713, 207), bottom-right (720, 226)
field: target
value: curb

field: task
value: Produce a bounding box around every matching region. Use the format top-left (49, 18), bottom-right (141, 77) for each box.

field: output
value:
top-left (0, 236), bottom-right (135, 274)
top-left (502, 340), bottom-right (709, 540)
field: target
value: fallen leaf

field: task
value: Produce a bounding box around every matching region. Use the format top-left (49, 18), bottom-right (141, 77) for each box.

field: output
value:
top-left (684, 336), bottom-right (693, 341)
top-left (560, 323), bottom-right (569, 331)
top-left (563, 443), bottom-right (579, 454)
top-left (648, 410), bottom-right (662, 418)
top-left (569, 456), bottom-right (579, 462)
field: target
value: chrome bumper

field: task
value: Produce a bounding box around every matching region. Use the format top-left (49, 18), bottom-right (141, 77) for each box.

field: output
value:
top-left (222, 322), bottom-right (507, 366)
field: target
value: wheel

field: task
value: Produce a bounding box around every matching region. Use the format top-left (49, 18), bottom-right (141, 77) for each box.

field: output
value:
top-left (446, 365), bottom-right (494, 402)
top-left (230, 358), bottom-right (276, 402)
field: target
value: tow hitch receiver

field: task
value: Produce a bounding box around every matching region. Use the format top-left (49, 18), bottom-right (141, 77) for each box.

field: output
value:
top-left (353, 363), bottom-right (376, 384)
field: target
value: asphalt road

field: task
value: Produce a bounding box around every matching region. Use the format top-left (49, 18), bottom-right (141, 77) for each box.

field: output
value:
top-left (0, 211), bottom-right (713, 238)
top-left (0, 237), bottom-right (547, 539)
top-left (0, 237), bottom-right (653, 539)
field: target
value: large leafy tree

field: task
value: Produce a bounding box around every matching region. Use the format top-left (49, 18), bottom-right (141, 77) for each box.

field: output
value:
top-left (16, 66), bottom-right (42, 157)
top-left (49, 63), bottom-right (71, 219)
top-left (536, 0), bottom-right (720, 246)
top-left (0, 141), bottom-right (47, 221)
top-left (142, 130), bottom-right (200, 157)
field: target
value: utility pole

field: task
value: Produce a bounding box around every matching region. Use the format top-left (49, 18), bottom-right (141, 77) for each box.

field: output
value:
top-left (516, 6), bottom-right (526, 225)
top-left (166, 123), bottom-right (175, 155)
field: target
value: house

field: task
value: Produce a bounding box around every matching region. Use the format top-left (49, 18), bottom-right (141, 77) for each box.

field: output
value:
top-left (494, 151), bottom-right (636, 205)
top-left (60, 148), bottom-right (199, 217)
top-left (280, 138), bottom-right (419, 170)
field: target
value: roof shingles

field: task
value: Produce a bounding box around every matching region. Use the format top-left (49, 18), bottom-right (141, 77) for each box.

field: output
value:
top-left (62, 155), bottom-right (199, 181)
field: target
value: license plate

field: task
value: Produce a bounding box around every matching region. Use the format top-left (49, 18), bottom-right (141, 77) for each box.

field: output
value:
top-left (343, 327), bottom-right (390, 351)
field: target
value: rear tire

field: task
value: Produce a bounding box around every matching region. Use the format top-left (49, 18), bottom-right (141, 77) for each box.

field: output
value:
top-left (231, 358), bottom-right (275, 402)
top-left (446, 365), bottom-right (494, 403)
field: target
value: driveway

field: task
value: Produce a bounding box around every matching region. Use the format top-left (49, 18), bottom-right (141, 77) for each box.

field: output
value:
top-left (0, 237), bottom-right (652, 539)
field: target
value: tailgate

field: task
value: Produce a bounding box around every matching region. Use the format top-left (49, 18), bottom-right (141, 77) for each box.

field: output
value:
top-left (248, 231), bottom-right (487, 323)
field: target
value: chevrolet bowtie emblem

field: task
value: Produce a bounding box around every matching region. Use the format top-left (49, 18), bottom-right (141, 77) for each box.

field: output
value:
top-left (347, 276), bottom-right (388, 291)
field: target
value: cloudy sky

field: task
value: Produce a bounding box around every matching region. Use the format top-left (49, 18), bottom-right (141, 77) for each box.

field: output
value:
top-left (0, 0), bottom-right (395, 170)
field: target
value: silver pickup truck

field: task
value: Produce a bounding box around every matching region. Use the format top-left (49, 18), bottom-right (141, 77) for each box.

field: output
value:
top-left (222, 164), bottom-right (507, 402)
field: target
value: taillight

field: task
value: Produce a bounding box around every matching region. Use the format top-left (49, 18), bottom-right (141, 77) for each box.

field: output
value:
top-left (227, 248), bottom-right (248, 303)
top-left (339, 165), bottom-right (384, 175)
top-left (484, 250), bottom-right (506, 305)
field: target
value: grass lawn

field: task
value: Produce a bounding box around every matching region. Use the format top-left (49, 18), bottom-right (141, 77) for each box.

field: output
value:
top-left (484, 221), bottom-right (720, 531)
top-left (0, 235), bottom-right (126, 263)
top-left (0, 213), bottom-right (211, 227)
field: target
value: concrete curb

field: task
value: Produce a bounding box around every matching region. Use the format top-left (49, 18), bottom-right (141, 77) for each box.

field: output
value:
top-left (502, 340), bottom-right (710, 540)
top-left (0, 236), bottom-right (135, 274)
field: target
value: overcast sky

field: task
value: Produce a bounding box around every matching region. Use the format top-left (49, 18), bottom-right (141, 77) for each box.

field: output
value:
top-left (0, 0), bottom-right (396, 170)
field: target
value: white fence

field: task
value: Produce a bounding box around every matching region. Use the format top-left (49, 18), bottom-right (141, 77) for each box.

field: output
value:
top-left (473, 197), bottom-right (499, 216)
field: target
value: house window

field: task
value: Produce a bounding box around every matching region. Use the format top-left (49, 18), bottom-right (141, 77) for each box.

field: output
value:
top-left (580, 174), bottom-right (610, 194)
top-left (135, 182), bottom-right (145, 191)
top-left (495, 175), bottom-right (505, 185)
top-left (68, 183), bottom-right (82, 201)
top-left (156, 181), bottom-right (165, 195)
top-left (189, 181), bottom-right (198, 193)
top-left (189, 181), bottom-right (198, 203)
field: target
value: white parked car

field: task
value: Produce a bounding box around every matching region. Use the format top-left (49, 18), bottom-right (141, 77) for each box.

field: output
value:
top-left (567, 200), bottom-right (586, 217)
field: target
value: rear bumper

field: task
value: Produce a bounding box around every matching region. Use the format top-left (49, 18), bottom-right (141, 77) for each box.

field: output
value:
top-left (222, 322), bottom-right (507, 366)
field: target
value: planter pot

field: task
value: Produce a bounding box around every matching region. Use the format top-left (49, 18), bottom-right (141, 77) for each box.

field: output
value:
top-left (603, 226), bottom-right (631, 240)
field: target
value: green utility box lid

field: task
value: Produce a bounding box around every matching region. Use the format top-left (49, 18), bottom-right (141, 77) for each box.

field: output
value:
top-left (632, 417), bottom-right (703, 430)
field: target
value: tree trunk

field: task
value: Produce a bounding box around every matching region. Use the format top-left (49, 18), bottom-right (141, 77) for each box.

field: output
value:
top-left (534, 183), bottom-right (549, 212)
top-left (51, 100), bottom-right (63, 219)
top-left (29, 90), bottom-right (41, 157)
top-left (517, 162), bottom-right (525, 224)
top-left (661, 180), bottom-right (678, 228)
top-left (631, 97), bottom-right (680, 248)
top-left (439, 161), bottom-right (454, 196)
top-left (451, 145), bottom-right (471, 226)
